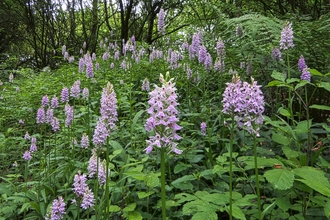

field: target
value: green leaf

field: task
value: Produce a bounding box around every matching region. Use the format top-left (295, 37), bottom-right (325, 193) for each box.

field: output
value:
top-left (238, 156), bottom-right (284, 170)
top-left (309, 69), bottom-right (323, 76)
top-left (144, 172), bottom-right (159, 188)
top-left (276, 197), bottom-right (290, 212)
top-left (267, 80), bottom-right (283, 87)
top-left (271, 71), bottom-right (286, 82)
top-left (295, 81), bottom-right (308, 90)
top-left (123, 203), bottom-right (136, 212)
top-left (137, 191), bottom-right (154, 199)
top-left (174, 162), bottom-right (192, 174)
top-left (264, 169), bottom-right (294, 190)
top-left (272, 132), bottom-right (290, 145)
top-left (109, 205), bottom-right (121, 212)
top-left (282, 146), bottom-right (301, 159)
top-left (318, 82), bottom-right (330, 92)
top-left (226, 205), bottom-right (246, 220)
top-left (278, 107), bottom-right (291, 117)
top-left (172, 175), bottom-right (195, 190)
top-left (128, 211), bottom-right (143, 220)
top-left (325, 200), bottom-right (330, 219)
top-left (195, 191), bottom-right (229, 206)
top-left (309, 104), bottom-right (330, 111)
top-left (192, 211), bottom-right (218, 220)
top-left (294, 166), bottom-right (330, 197)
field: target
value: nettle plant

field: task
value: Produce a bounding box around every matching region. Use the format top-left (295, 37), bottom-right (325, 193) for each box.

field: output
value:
top-left (1, 11), bottom-right (330, 220)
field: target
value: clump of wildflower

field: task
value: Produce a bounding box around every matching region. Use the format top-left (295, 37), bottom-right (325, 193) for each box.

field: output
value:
top-left (80, 133), bottom-right (89, 149)
top-left (9, 73), bottom-right (14, 83)
top-left (144, 73), bottom-right (182, 154)
top-left (222, 74), bottom-right (265, 136)
top-left (88, 149), bottom-right (108, 185)
top-left (79, 58), bottom-right (85, 72)
top-left (51, 96), bottom-right (59, 108)
top-left (73, 171), bottom-right (88, 197)
top-left (298, 55), bottom-right (306, 72)
top-left (93, 119), bottom-right (110, 146)
top-left (30, 137), bottom-right (37, 152)
top-left (271, 48), bottom-right (282, 61)
top-left (280, 21), bottom-right (294, 50)
top-left (51, 117), bottom-right (60, 132)
top-left (81, 188), bottom-right (95, 209)
top-left (82, 88), bottom-right (89, 100)
top-left (23, 150), bottom-right (32, 161)
top-left (24, 132), bottom-right (30, 140)
top-left (246, 60), bottom-right (253, 75)
top-left (142, 78), bottom-right (150, 92)
top-left (201, 122), bottom-right (207, 136)
top-left (61, 87), bottom-right (69, 103)
top-left (46, 108), bottom-right (54, 123)
top-left (45, 196), bottom-right (66, 220)
top-left (214, 58), bottom-right (225, 72)
top-left (36, 106), bottom-right (45, 124)
top-left (198, 45), bottom-right (207, 64)
top-left (19, 119), bottom-right (24, 124)
top-left (204, 53), bottom-right (212, 70)
top-left (189, 32), bottom-right (201, 59)
top-left (216, 38), bottom-right (225, 57)
top-left (41, 95), bottom-right (49, 107)
top-left (64, 104), bottom-right (74, 127)
top-left (158, 8), bottom-right (165, 35)
top-left (70, 80), bottom-right (81, 98)
top-left (300, 67), bottom-right (311, 82)
top-left (62, 45), bottom-right (66, 55)
top-left (100, 82), bottom-right (118, 130)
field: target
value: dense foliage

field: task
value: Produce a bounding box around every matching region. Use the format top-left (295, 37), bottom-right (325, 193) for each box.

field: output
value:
top-left (1, 1), bottom-right (330, 220)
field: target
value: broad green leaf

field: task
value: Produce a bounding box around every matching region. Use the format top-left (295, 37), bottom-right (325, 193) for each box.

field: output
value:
top-left (128, 211), bottom-right (143, 220)
top-left (174, 162), bottom-right (192, 174)
top-left (192, 211), bottom-right (218, 220)
top-left (132, 110), bottom-right (144, 127)
top-left (261, 202), bottom-right (276, 219)
top-left (282, 146), bottom-right (301, 159)
top-left (267, 80), bottom-right (283, 87)
top-left (278, 107), bottom-right (291, 117)
top-left (175, 193), bottom-right (198, 204)
top-left (309, 69), bottom-right (323, 76)
top-left (295, 81), bottom-right (308, 90)
top-left (195, 191), bottom-right (229, 206)
top-left (239, 156), bottom-right (284, 170)
top-left (233, 194), bottom-right (257, 207)
top-left (276, 197), bottom-right (290, 212)
top-left (309, 104), bottom-right (330, 111)
top-left (144, 172), bottom-right (159, 188)
top-left (272, 132), bottom-right (290, 145)
top-left (123, 203), bottom-right (136, 212)
top-left (226, 205), bottom-right (246, 220)
top-left (182, 200), bottom-right (218, 215)
top-left (109, 205), bottom-right (121, 212)
top-left (271, 71), bottom-right (286, 82)
top-left (294, 166), bottom-right (330, 197)
top-left (172, 175), bottom-right (195, 190)
top-left (137, 191), bottom-right (154, 199)
top-left (264, 169), bottom-right (294, 190)
top-left (318, 82), bottom-right (330, 92)
top-left (325, 200), bottom-right (330, 219)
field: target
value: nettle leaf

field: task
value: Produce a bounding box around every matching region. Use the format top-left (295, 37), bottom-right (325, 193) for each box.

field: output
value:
top-left (137, 191), bottom-right (154, 199)
top-left (174, 162), bottom-right (192, 174)
top-left (144, 172), bottom-right (159, 188)
top-left (225, 205), bottom-right (246, 220)
top-left (276, 197), bottom-right (290, 212)
top-left (264, 169), bottom-right (294, 190)
top-left (294, 167), bottom-right (330, 197)
top-left (325, 200), bottom-right (330, 219)
top-left (239, 156), bottom-right (284, 170)
top-left (282, 146), bottom-right (301, 159)
top-left (182, 199), bottom-right (218, 216)
top-left (195, 191), bottom-right (229, 206)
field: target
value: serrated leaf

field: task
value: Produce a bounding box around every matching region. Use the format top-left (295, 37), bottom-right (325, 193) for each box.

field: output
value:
top-left (264, 169), bottom-right (294, 190)
top-left (226, 205), bottom-right (246, 220)
top-left (192, 211), bottom-right (218, 220)
top-left (128, 211), bottom-right (142, 220)
top-left (195, 191), bottom-right (229, 206)
top-left (172, 175), bottom-right (195, 190)
top-left (174, 162), bottom-right (192, 174)
top-left (325, 200), bottom-right (330, 219)
top-left (294, 167), bottom-right (330, 197)
top-left (137, 191), bottom-right (154, 199)
top-left (276, 197), bottom-right (290, 212)
top-left (239, 156), bottom-right (284, 170)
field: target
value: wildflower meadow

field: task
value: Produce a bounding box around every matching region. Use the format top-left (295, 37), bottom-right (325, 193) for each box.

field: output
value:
top-left (1, 3), bottom-right (330, 220)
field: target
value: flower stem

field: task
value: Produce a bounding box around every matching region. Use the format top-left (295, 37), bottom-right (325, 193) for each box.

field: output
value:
top-left (229, 115), bottom-right (234, 220)
top-left (253, 135), bottom-right (261, 220)
top-left (160, 147), bottom-right (166, 220)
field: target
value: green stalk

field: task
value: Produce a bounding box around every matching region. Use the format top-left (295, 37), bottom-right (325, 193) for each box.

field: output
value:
top-left (253, 134), bottom-right (261, 220)
top-left (304, 85), bottom-right (311, 166)
top-left (229, 115), bottom-right (235, 220)
top-left (160, 147), bottom-right (166, 220)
